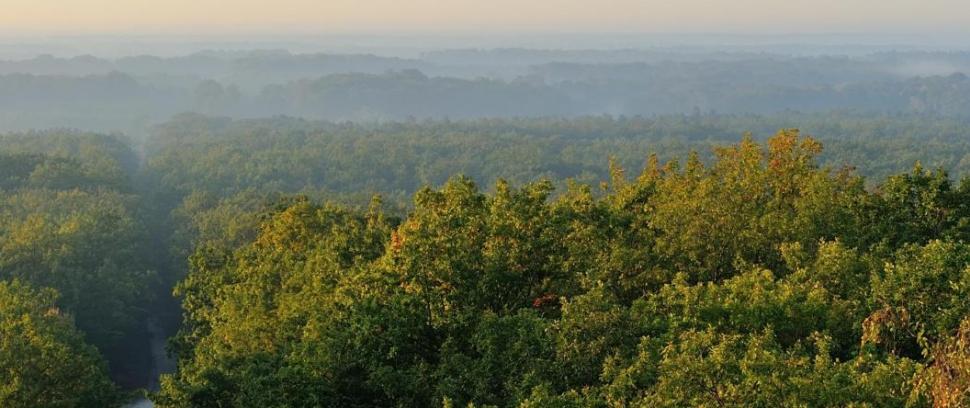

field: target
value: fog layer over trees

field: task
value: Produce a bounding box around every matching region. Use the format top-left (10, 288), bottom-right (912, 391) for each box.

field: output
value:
top-left (5, 40), bottom-right (970, 407)
top-left (3, 48), bottom-right (970, 134)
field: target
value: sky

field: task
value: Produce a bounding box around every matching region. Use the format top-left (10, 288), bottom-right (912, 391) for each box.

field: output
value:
top-left (2, 0), bottom-right (970, 35)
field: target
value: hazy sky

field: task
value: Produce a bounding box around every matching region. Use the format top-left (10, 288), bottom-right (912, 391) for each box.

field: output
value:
top-left (3, 0), bottom-right (970, 35)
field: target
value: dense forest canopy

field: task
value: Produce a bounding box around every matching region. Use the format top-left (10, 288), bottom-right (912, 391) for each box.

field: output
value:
top-left (0, 280), bottom-right (120, 407)
top-left (145, 113), bottom-right (970, 200)
top-left (152, 131), bottom-right (970, 407)
top-left (5, 39), bottom-right (970, 407)
top-left (0, 132), bottom-right (157, 392)
top-left (5, 110), bottom-right (970, 406)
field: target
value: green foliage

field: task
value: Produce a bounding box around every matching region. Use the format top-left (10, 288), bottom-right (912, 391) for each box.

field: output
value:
top-left (0, 131), bottom-right (136, 190)
top-left (647, 130), bottom-right (865, 280)
top-left (435, 310), bottom-right (555, 407)
top-left (917, 316), bottom-right (970, 407)
top-left (160, 198), bottom-right (405, 407)
top-left (158, 130), bottom-right (968, 406)
top-left (0, 131), bottom-right (156, 391)
top-left (637, 268), bottom-right (857, 354)
top-left (868, 165), bottom-right (970, 247)
top-left (636, 329), bottom-right (919, 407)
top-left (12, 120), bottom-right (970, 406)
top-left (0, 188), bottom-right (152, 349)
top-left (0, 280), bottom-right (120, 407)
top-left (867, 240), bottom-right (970, 354)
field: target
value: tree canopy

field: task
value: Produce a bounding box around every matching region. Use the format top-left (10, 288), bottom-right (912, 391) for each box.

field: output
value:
top-left (0, 280), bottom-right (120, 407)
top-left (154, 131), bottom-right (970, 407)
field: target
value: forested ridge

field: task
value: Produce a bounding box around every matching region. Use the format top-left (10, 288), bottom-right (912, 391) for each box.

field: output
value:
top-left (4, 49), bottom-right (970, 133)
top-left (7, 115), bottom-right (970, 406)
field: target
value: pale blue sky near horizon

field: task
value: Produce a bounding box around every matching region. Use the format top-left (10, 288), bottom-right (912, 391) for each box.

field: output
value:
top-left (3, 0), bottom-right (970, 35)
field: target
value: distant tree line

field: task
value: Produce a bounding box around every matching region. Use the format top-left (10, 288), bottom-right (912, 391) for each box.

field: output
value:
top-left (2, 49), bottom-right (970, 132)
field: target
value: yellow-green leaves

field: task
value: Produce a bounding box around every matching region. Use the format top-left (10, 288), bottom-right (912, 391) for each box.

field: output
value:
top-left (0, 280), bottom-right (120, 408)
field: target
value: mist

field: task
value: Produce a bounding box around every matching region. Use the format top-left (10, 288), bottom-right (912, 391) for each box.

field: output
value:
top-left (6, 2), bottom-right (970, 407)
top-left (1, 36), bottom-right (970, 137)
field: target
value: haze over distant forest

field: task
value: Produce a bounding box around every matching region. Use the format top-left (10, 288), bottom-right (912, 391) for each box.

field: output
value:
top-left (5, 1), bottom-right (970, 407)
top-left (4, 35), bottom-right (970, 135)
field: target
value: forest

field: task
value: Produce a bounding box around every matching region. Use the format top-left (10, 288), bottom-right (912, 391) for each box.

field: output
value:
top-left (5, 28), bottom-right (970, 407)
top-left (4, 110), bottom-right (970, 406)
top-left (4, 49), bottom-right (970, 134)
